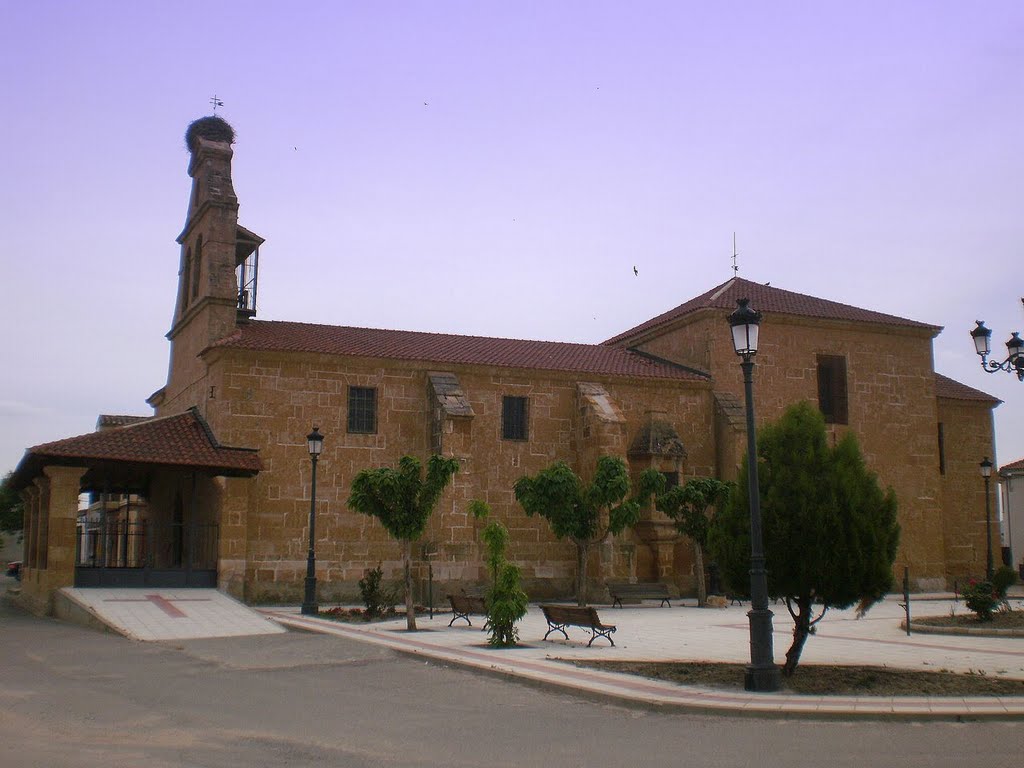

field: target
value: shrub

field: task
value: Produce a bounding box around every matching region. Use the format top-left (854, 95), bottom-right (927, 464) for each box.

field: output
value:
top-left (358, 565), bottom-right (397, 618)
top-left (962, 580), bottom-right (998, 622)
top-left (486, 561), bottom-right (529, 647)
top-left (471, 500), bottom-right (528, 647)
top-left (992, 566), bottom-right (1018, 600)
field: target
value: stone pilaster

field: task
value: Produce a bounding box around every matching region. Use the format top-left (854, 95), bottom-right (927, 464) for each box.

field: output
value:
top-left (217, 475), bottom-right (253, 600)
top-left (18, 466), bottom-right (85, 615)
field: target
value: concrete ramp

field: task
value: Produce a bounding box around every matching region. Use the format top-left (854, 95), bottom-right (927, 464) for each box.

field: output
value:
top-left (56, 587), bottom-right (287, 641)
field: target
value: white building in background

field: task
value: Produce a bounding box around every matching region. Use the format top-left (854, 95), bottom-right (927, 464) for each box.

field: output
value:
top-left (1000, 458), bottom-right (1024, 576)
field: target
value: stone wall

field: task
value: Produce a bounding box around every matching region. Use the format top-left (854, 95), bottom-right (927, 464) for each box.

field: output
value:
top-left (937, 397), bottom-right (998, 585)
top-left (636, 313), bottom-right (955, 587)
top-left (201, 348), bottom-right (714, 603)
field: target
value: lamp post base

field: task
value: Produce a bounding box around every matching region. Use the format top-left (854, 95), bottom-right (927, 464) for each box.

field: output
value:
top-left (301, 575), bottom-right (318, 616)
top-left (745, 606), bottom-right (781, 692)
top-left (744, 664), bottom-right (782, 692)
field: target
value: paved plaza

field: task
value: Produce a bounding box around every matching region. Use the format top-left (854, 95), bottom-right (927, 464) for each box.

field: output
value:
top-left (35, 584), bottom-right (1024, 719)
top-left (262, 593), bottom-right (1024, 719)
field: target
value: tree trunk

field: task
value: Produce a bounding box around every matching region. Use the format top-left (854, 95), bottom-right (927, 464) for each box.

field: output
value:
top-left (404, 539), bottom-right (417, 631)
top-left (575, 542), bottom-right (589, 606)
top-left (782, 595), bottom-right (812, 676)
top-left (693, 543), bottom-right (707, 608)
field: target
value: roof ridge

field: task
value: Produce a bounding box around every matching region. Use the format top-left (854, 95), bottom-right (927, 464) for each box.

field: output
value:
top-left (707, 277), bottom-right (737, 303)
top-left (604, 277), bottom-right (940, 346)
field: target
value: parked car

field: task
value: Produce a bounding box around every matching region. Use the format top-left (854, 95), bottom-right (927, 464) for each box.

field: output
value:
top-left (6, 561), bottom-right (20, 580)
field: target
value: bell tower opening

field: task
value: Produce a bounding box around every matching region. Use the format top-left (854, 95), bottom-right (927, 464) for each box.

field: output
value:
top-left (235, 225), bottom-right (262, 321)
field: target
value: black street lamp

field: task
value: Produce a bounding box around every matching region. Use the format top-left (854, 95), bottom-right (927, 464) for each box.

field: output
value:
top-left (727, 298), bottom-right (782, 693)
top-left (301, 426), bottom-right (324, 616)
top-left (980, 456), bottom-right (994, 580)
top-left (971, 320), bottom-right (1024, 381)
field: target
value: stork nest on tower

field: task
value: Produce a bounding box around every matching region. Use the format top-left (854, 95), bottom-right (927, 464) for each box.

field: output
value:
top-left (185, 116), bottom-right (236, 151)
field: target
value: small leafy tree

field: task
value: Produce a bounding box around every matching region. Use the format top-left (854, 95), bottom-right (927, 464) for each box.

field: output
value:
top-left (348, 454), bottom-right (460, 630)
top-left (647, 475), bottom-right (733, 607)
top-left (514, 456), bottom-right (643, 606)
top-left (471, 500), bottom-right (528, 646)
top-left (708, 402), bottom-right (900, 676)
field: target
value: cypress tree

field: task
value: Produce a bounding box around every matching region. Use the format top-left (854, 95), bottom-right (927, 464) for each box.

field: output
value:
top-left (708, 401), bottom-right (899, 676)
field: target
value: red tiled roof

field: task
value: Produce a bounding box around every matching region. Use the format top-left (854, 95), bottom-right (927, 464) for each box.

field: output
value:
top-left (604, 277), bottom-right (941, 345)
top-left (209, 320), bottom-right (709, 381)
top-left (934, 373), bottom-right (1001, 404)
top-left (1001, 458), bottom-right (1024, 473)
top-left (17, 409), bottom-right (261, 482)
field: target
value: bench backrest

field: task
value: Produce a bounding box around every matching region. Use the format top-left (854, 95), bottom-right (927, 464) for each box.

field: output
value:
top-left (449, 594), bottom-right (487, 611)
top-left (541, 604), bottom-right (600, 627)
top-left (607, 582), bottom-right (670, 597)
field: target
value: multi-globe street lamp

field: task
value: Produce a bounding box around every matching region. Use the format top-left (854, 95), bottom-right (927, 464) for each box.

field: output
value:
top-left (971, 319), bottom-right (1024, 381)
top-left (727, 298), bottom-right (782, 693)
top-left (301, 426), bottom-right (324, 616)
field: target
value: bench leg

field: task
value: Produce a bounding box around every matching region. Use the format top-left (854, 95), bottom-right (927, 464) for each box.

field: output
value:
top-left (660, 598), bottom-right (671, 607)
top-left (588, 628), bottom-right (615, 647)
top-left (543, 622), bottom-right (570, 641)
top-left (448, 612), bottom-right (472, 627)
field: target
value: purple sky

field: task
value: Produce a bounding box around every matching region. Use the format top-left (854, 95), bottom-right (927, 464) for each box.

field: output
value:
top-left (2, 2), bottom-right (1022, 477)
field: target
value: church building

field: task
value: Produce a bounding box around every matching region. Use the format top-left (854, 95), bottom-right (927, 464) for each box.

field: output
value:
top-left (13, 117), bottom-right (1001, 613)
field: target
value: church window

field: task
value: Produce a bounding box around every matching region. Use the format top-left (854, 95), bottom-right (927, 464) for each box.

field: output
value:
top-left (937, 423), bottom-right (946, 475)
top-left (816, 354), bottom-right (848, 424)
top-left (181, 247), bottom-right (192, 309)
top-left (348, 386), bottom-right (377, 433)
top-left (502, 396), bottom-right (529, 441)
top-left (191, 235), bottom-right (202, 299)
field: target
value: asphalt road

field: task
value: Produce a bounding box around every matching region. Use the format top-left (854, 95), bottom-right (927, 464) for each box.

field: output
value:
top-left (0, 599), bottom-right (1019, 768)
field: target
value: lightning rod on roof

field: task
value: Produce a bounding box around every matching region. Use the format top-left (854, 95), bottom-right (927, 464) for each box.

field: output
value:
top-left (732, 233), bottom-right (739, 277)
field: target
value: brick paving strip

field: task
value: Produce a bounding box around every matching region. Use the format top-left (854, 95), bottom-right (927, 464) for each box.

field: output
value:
top-left (104, 594), bottom-right (211, 618)
top-left (263, 610), bottom-right (1024, 721)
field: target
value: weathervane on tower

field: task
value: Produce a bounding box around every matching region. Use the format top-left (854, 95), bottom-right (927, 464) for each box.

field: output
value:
top-left (210, 95), bottom-right (224, 115)
top-left (732, 233), bottom-right (739, 277)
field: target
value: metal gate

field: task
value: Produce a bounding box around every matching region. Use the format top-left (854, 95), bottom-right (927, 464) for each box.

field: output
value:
top-left (74, 520), bottom-right (219, 588)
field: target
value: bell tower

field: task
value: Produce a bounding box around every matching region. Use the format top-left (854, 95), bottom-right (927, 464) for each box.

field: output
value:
top-left (153, 116), bottom-right (263, 415)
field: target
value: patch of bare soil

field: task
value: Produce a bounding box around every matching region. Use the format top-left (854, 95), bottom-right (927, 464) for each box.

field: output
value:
top-left (913, 610), bottom-right (1024, 630)
top-left (317, 607), bottom-right (399, 623)
top-left (567, 660), bottom-right (1024, 696)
